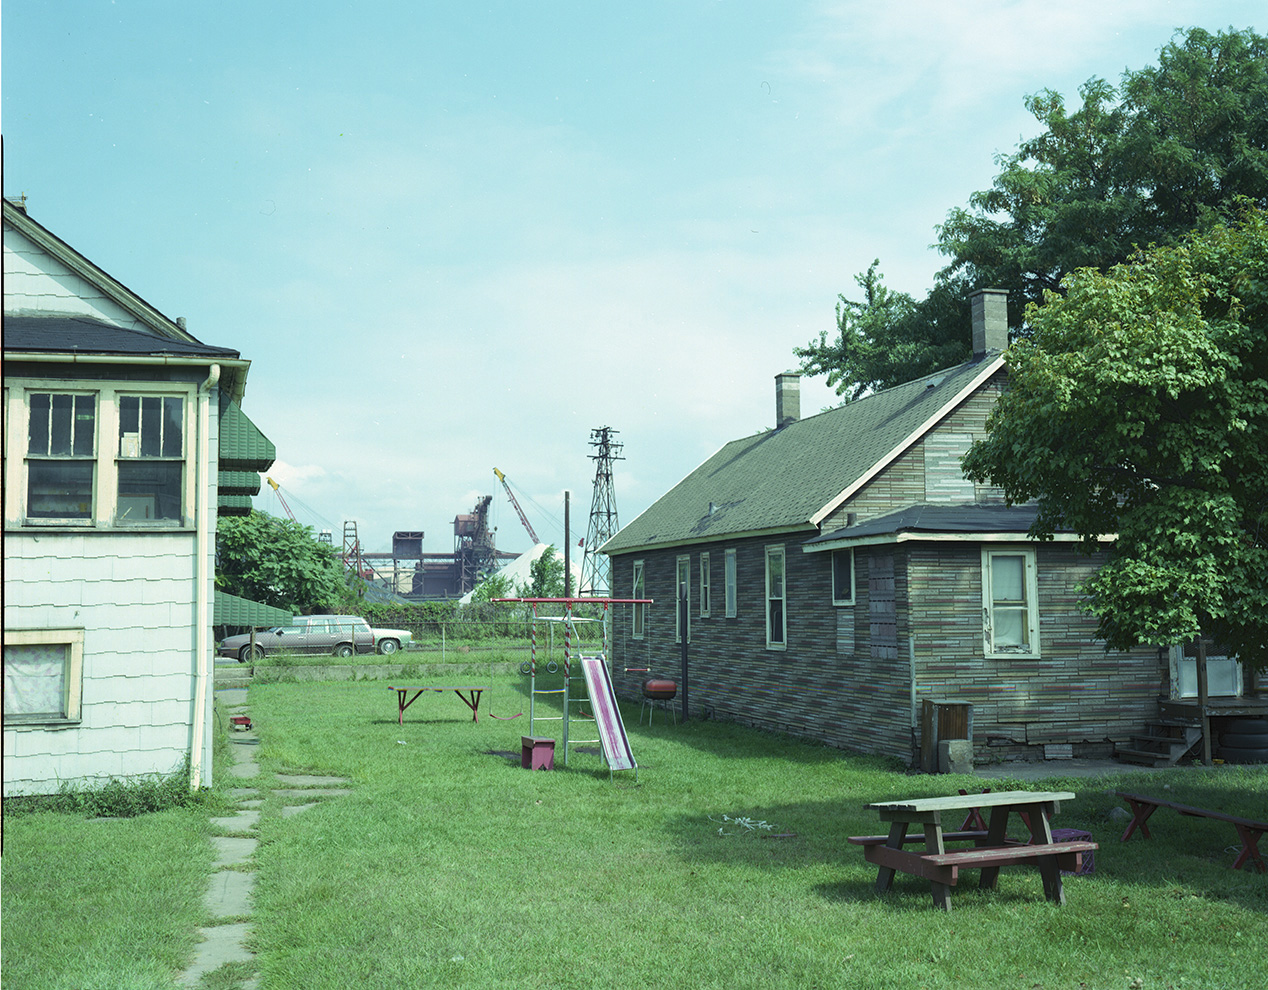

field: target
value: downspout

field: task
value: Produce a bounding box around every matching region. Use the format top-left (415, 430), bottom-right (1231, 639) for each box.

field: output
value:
top-left (190, 364), bottom-right (220, 790)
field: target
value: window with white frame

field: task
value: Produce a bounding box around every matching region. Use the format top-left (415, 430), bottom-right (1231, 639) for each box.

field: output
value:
top-left (981, 548), bottom-right (1039, 656)
top-left (724, 548), bottom-right (737, 618)
top-left (699, 552), bottom-right (711, 617)
top-left (117, 394), bottom-right (185, 521)
top-left (9, 383), bottom-right (192, 528)
top-left (631, 560), bottom-right (646, 639)
top-left (675, 555), bottom-right (691, 643)
top-left (832, 548), bottom-right (855, 606)
top-left (3, 629), bottom-right (85, 724)
top-left (26, 392), bottom-right (97, 520)
top-left (765, 545), bottom-right (786, 649)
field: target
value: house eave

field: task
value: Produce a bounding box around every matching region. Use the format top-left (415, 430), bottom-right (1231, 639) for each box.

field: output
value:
top-left (605, 521), bottom-right (819, 557)
top-left (4, 351), bottom-right (251, 402)
top-left (803, 529), bottom-right (1115, 552)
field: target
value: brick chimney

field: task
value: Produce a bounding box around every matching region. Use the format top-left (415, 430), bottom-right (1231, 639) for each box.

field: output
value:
top-left (970, 288), bottom-right (1009, 360)
top-left (775, 371), bottom-right (800, 429)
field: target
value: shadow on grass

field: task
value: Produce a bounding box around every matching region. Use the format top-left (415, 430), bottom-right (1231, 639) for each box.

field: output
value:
top-left (662, 786), bottom-right (1268, 914)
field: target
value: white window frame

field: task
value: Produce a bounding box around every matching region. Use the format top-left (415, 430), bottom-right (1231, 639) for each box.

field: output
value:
top-left (724, 548), bottom-right (737, 618)
top-left (699, 552), bottom-right (711, 618)
top-left (19, 389), bottom-right (99, 525)
top-left (675, 554), bottom-right (691, 644)
top-left (6, 380), bottom-right (196, 530)
top-left (631, 560), bottom-right (646, 640)
top-left (115, 392), bottom-right (187, 525)
top-left (765, 544), bottom-right (786, 650)
top-left (3, 628), bottom-right (85, 725)
top-left (981, 547), bottom-right (1040, 658)
top-left (831, 548), bottom-right (855, 606)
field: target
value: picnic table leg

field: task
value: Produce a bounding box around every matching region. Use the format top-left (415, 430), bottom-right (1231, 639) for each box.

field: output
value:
top-left (874, 821), bottom-right (909, 894)
top-left (1119, 797), bottom-right (1159, 842)
top-left (923, 822), bottom-right (952, 912)
top-left (1021, 801), bottom-right (1066, 904)
top-left (978, 805), bottom-right (1011, 890)
top-left (453, 689), bottom-right (483, 722)
top-left (1231, 824), bottom-right (1266, 872)
top-left (396, 689), bottom-right (427, 725)
top-left (957, 788), bottom-right (990, 831)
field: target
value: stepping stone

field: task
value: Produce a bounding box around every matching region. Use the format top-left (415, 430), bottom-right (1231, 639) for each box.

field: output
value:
top-left (227, 788), bottom-right (259, 800)
top-left (211, 836), bottom-right (257, 867)
top-left (272, 787), bottom-right (351, 799)
top-left (237, 799), bottom-right (264, 810)
top-left (211, 809), bottom-right (260, 832)
top-left (274, 774), bottom-right (350, 787)
top-left (204, 869), bottom-right (255, 918)
top-left (177, 922), bottom-right (253, 986)
top-left (282, 802), bottom-right (321, 817)
top-left (227, 761), bottom-right (259, 779)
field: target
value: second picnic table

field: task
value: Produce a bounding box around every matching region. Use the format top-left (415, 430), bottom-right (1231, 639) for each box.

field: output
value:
top-left (850, 789), bottom-right (1097, 911)
top-left (389, 685), bottom-right (489, 725)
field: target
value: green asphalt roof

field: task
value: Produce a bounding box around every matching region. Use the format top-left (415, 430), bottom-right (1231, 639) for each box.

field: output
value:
top-left (603, 357), bottom-right (1002, 554)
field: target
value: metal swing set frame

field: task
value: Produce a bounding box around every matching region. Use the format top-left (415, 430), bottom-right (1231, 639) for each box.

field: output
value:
top-left (494, 596), bottom-right (653, 778)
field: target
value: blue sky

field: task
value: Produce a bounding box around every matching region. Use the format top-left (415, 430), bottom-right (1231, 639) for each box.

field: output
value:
top-left (4, 1), bottom-right (1263, 558)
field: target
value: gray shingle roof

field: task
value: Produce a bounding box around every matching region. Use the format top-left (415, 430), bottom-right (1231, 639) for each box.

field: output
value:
top-left (804, 502), bottom-right (1044, 547)
top-left (603, 357), bottom-right (1002, 554)
top-left (4, 314), bottom-right (240, 359)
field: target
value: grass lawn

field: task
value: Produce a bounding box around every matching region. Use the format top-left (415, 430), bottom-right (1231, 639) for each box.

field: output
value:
top-left (2, 806), bottom-right (216, 990)
top-left (245, 675), bottom-right (1268, 990)
top-left (4, 672), bottom-right (1266, 989)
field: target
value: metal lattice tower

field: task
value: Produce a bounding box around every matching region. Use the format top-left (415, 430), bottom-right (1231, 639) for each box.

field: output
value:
top-left (582, 426), bottom-right (624, 595)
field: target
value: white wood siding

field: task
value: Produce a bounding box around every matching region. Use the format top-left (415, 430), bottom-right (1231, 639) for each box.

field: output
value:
top-left (3, 532), bottom-right (205, 795)
top-left (3, 227), bottom-right (155, 331)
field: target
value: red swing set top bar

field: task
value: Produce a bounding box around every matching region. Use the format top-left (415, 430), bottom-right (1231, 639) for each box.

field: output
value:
top-left (491, 597), bottom-right (654, 605)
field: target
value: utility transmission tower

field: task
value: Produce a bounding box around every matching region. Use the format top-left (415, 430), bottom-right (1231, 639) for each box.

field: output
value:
top-left (582, 426), bottom-right (624, 596)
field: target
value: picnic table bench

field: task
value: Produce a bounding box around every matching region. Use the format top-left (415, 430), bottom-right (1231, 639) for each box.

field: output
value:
top-left (1115, 791), bottom-right (1266, 872)
top-left (388, 685), bottom-right (488, 725)
top-left (851, 789), bottom-right (1097, 911)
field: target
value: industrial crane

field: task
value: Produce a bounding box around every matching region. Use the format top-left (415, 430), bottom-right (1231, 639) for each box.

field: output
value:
top-left (493, 467), bottom-right (540, 544)
top-left (266, 477), bottom-right (297, 522)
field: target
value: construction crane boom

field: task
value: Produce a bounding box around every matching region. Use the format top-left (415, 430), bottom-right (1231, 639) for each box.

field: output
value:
top-left (266, 477), bottom-right (297, 522)
top-left (493, 467), bottom-right (540, 544)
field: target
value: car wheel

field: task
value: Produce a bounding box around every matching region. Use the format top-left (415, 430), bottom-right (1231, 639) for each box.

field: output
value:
top-left (240, 645), bottom-right (264, 662)
top-left (334, 643), bottom-right (355, 658)
top-left (379, 639), bottom-right (400, 655)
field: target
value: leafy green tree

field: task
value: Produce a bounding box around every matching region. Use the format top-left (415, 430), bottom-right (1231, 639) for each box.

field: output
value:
top-left (961, 209), bottom-right (1268, 666)
top-left (802, 27), bottom-right (1268, 398)
top-left (469, 571), bottom-right (521, 603)
top-left (216, 510), bottom-right (355, 615)
top-left (528, 545), bottom-right (566, 598)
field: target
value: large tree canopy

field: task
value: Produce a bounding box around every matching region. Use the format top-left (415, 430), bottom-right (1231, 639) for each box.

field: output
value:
top-left (216, 510), bottom-right (355, 615)
top-left (800, 27), bottom-right (1268, 399)
top-left (961, 209), bottom-right (1268, 666)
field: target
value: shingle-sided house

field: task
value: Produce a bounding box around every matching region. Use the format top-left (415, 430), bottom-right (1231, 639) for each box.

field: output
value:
top-left (603, 289), bottom-right (1230, 768)
top-left (3, 197), bottom-right (279, 795)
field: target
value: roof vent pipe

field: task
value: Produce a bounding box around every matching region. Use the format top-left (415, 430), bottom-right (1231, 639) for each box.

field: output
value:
top-left (775, 371), bottom-right (800, 429)
top-left (970, 288), bottom-right (1009, 360)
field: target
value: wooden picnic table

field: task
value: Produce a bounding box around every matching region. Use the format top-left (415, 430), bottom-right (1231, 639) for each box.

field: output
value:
top-left (1115, 791), bottom-right (1266, 872)
top-left (388, 685), bottom-right (489, 725)
top-left (850, 789), bottom-right (1097, 911)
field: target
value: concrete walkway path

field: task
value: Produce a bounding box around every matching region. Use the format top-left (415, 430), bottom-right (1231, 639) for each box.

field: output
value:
top-left (177, 686), bottom-right (351, 988)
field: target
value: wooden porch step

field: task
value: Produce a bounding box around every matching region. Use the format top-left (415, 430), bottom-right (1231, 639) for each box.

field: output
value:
top-left (1116, 747), bottom-right (1176, 767)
